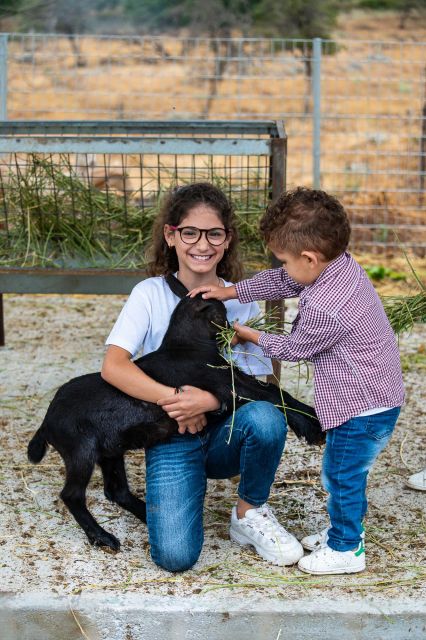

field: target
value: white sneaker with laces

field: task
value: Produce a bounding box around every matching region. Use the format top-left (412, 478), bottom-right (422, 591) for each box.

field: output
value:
top-left (230, 504), bottom-right (304, 566)
top-left (406, 468), bottom-right (426, 491)
top-left (301, 525), bottom-right (365, 551)
top-left (298, 542), bottom-right (366, 575)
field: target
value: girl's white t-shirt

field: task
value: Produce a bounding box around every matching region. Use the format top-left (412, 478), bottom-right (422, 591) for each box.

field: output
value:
top-left (105, 275), bottom-right (273, 377)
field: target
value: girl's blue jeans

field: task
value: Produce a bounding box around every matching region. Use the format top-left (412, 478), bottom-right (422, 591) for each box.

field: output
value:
top-left (144, 401), bottom-right (287, 572)
top-left (322, 407), bottom-right (400, 552)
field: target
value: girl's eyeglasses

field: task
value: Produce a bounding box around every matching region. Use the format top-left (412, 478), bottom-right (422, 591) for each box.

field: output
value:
top-left (169, 226), bottom-right (228, 246)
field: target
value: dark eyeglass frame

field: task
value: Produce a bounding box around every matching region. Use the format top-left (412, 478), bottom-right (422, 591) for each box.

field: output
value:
top-left (169, 225), bottom-right (229, 246)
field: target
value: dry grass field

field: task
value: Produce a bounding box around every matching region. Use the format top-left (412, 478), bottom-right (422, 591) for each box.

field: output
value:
top-left (5, 12), bottom-right (426, 190)
top-left (3, 9), bottom-right (426, 255)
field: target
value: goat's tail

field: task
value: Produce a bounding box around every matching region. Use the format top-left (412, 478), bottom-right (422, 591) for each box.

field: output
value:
top-left (27, 424), bottom-right (48, 464)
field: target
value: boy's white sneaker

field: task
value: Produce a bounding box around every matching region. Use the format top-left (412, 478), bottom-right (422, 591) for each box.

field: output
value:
top-left (298, 542), bottom-right (366, 575)
top-left (301, 526), bottom-right (365, 551)
top-left (230, 504), bottom-right (304, 566)
top-left (406, 468), bottom-right (426, 491)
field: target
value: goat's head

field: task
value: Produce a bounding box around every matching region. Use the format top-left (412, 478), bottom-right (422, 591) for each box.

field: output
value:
top-left (163, 294), bottom-right (228, 348)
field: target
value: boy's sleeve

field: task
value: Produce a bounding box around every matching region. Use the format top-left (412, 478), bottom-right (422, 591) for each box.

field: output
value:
top-left (236, 268), bottom-right (304, 303)
top-left (258, 306), bottom-right (347, 362)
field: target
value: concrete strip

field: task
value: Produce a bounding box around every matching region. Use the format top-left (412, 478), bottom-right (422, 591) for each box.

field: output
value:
top-left (1, 592), bottom-right (425, 640)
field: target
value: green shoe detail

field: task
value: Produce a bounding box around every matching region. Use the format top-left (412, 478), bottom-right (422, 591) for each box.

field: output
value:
top-left (355, 542), bottom-right (365, 557)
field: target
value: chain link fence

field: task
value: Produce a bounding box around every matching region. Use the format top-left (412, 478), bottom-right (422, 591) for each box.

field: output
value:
top-left (0, 33), bottom-right (425, 253)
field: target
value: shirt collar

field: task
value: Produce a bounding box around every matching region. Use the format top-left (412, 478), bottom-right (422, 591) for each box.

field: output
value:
top-left (303, 251), bottom-right (350, 293)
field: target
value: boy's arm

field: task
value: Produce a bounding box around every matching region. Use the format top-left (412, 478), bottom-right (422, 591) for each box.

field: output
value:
top-left (236, 268), bottom-right (304, 303)
top-left (188, 268), bottom-right (303, 302)
top-left (236, 306), bottom-right (347, 362)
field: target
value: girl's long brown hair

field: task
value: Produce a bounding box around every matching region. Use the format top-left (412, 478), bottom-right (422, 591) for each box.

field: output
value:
top-left (146, 182), bottom-right (243, 282)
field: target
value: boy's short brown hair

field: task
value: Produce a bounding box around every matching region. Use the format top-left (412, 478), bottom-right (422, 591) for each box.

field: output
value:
top-left (260, 187), bottom-right (351, 260)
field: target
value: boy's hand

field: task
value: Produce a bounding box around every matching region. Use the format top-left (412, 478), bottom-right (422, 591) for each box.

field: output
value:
top-left (187, 284), bottom-right (237, 301)
top-left (233, 321), bottom-right (261, 345)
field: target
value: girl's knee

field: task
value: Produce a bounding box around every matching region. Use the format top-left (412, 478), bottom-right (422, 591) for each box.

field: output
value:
top-left (242, 401), bottom-right (287, 443)
top-left (150, 543), bottom-right (201, 573)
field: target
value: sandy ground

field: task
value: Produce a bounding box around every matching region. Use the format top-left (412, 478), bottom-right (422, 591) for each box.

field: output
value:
top-left (0, 292), bottom-right (425, 601)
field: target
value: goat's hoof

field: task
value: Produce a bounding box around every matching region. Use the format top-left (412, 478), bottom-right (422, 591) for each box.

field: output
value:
top-left (89, 531), bottom-right (121, 552)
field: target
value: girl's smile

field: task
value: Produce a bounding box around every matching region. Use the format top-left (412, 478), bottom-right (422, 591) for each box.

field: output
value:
top-left (188, 254), bottom-right (215, 261)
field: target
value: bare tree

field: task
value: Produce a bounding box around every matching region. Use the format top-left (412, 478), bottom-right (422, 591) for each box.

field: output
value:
top-left (15, 0), bottom-right (92, 66)
top-left (252, 0), bottom-right (339, 113)
top-left (397, 0), bottom-right (426, 28)
top-left (186, 0), bottom-right (255, 117)
top-left (123, 0), bottom-right (256, 116)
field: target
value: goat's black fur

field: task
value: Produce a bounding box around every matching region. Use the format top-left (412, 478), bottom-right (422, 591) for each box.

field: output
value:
top-left (28, 295), bottom-right (323, 551)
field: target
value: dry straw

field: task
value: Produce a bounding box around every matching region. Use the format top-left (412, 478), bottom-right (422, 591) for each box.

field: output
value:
top-left (0, 155), bottom-right (270, 271)
top-left (383, 246), bottom-right (426, 334)
top-left (212, 311), bottom-right (314, 444)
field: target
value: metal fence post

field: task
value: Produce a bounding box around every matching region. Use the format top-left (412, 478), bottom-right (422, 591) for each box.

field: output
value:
top-left (0, 34), bottom-right (8, 121)
top-left (267, 120), bottom-right (287, 383)
top-left (0, 35), bottom-right (7, 345)
top-left (312, 37), bottom-right (321, 189)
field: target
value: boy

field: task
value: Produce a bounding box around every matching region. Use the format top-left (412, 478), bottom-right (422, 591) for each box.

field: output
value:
top-left (190, 187), bottom-right (404, 575)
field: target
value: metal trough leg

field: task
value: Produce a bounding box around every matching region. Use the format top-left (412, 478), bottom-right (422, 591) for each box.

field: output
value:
top-left (0, 294), bottom-right (4, 346)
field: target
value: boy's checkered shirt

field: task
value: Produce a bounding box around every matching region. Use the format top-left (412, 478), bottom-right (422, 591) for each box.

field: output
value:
top-left (236, 252), bottom-right (405, 430)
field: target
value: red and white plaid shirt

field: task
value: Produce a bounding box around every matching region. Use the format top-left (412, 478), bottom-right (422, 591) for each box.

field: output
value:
top-left (236, 252), bottom-right (405, 430)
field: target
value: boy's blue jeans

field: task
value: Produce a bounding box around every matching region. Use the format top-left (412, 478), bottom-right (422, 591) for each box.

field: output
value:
top-left (144, 401), bottom-right (286, 572)
top-left (322, 407), bottom-right (400, 552)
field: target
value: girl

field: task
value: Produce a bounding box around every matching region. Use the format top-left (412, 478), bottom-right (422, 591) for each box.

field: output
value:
top-left (101, 182), bottom-right (303, 571)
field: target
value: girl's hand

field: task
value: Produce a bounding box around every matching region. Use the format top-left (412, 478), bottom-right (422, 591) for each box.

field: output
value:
top-left (176, 414), bottom-right (207, 435)
top-left (187, 284), bottom-right (237, 301)
top-left (233, 321), bottom-right (261, 345)
top-left (157, 386), bottom-right (220, 427)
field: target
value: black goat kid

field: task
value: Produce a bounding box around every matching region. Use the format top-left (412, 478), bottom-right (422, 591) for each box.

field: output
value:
top-left (28, 295), bottom-right (322, 551)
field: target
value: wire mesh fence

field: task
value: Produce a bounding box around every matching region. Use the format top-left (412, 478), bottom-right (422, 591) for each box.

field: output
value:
top-left (0, 121), bottom-right (285, 271)
top-left (0, 33), bottom-right (425, 253)
top-left (318, 39), bottom-right (425, 254)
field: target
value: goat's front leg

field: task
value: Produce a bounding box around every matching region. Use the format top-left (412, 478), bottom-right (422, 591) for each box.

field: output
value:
top-left (100, 455), bottom-right (147, 523)
top-left (61, 455), bottom-right (121, 551)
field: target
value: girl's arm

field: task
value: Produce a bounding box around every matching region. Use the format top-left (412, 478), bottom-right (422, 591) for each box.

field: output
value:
top-left (102, 344), bottom-right (175, 402)
top-left (101, 345), bottom-right (220, 434)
